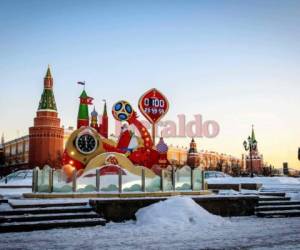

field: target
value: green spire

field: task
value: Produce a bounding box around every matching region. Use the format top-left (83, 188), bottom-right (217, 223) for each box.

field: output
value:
top-left (80, 90), bottom-right (88, 98)
top-left (45, 65), bottom-right (52, 78)
top-left (77, 90), bottom-right (89, 120)
top-left (38, 66), bottom-right (57, 111)
top-left (251, 125), bottom-right (256, 141)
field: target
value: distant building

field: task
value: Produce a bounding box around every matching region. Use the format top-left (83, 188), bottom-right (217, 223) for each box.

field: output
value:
top-left (245, 127), bottom-right (263, 175)
top-left (187, 138), bottom-right (200, 168)
top-left (283, 162), bottom-right (289, 175)
top-left (167, 140), bottom-right (242, 174)
top-left (0, 135), bottom-right (29, 177)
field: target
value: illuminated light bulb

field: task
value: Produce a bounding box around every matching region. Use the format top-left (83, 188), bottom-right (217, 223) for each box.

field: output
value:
top-left (69, 160), bottom-right (74, 165)
top-left (70, 151), bottom-right (75, 156)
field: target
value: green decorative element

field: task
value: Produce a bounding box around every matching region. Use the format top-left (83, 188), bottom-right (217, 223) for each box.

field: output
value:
top-left (101, 184), bottom-right (118, 192)
top-left (123, 184), bottom-right (142, 192)
top-left (77, 184), bottom-right (96, 192)
top-left (38, 89), bottom-right (57, 111)
top-left (78, 103), bottom-right (89, 119)
top-left (45, 66), bottom-right (52, 78)
top-left (78, 90), bottom-right (89, 119)
top-left (80, 90), bottom-right (88, 98)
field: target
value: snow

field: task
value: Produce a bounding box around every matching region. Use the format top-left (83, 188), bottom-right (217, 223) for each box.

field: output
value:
top-left (0, 178), bottom-right (32, 186)
top-left (0, 197), bottom-right (300, 249)
top-left (0, 188), bottom-right (31, 198)
top-left (287, 192), bottom-right (300, 201)
top-left (135, 196), bottom-right (227, 228)
top-left (206, 176), bottom-right (300, 186)
top-left (208, 176), bottom-right (300, 200)
top-left (8, 198), bottom-right (89, 206)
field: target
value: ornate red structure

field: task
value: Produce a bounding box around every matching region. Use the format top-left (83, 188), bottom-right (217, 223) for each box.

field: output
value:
top-left (28, 67), bottom-right (64, 168)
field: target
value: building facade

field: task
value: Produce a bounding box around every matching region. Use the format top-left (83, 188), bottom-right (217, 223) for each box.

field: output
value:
top-left (167, 140), bottom-right (242, 175)
top-left (0, 135), bottom-right (29, 177)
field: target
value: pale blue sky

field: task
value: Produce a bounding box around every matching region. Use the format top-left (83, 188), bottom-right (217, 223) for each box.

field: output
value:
top-left (1, 0), bottom-right (300, 168)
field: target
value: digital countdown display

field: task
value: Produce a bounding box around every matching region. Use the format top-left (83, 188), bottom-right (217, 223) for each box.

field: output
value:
top-left (138, 88), bottom-right (169, 124)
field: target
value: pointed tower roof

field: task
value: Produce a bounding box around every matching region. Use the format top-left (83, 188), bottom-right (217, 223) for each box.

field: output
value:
top-left (45, 65), bottom-right (52, 78)
top-left (38, 66), bottom-right (57, 111)
top-left (103, 100), bottom-right (107, 116)
top-left (251, 125), bottom-right (256, 141)
top-left (188, 138), bottom-right (198, 154)
top-left (91, 106), bottom-right (98, 117)
top-left (80, 90), bottom-right (88, 99)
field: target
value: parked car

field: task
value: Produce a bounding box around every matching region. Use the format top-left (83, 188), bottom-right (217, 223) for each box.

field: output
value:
top-left (0, 169), bottom-right (32, 185)
top-left (204, 171), bottom-right (231, 179)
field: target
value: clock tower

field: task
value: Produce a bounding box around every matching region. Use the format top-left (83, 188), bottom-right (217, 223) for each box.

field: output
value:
top-left (29, 66), bottom-right (64, 168)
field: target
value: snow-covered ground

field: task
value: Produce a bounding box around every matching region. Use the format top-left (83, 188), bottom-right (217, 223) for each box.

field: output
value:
top-left (0, 196), bottom-right (300, 250)
top-left (207, 176), bottom-right (300, 200)
top-left (0, 188), bottom-right (32, 198)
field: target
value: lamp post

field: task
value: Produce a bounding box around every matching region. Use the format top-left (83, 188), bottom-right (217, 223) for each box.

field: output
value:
top-left (243, 136), bottom-right (257, 178)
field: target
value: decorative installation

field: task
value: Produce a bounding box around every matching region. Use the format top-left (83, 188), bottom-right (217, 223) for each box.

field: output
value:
top-left (62, 87), bottom-right (172, 179)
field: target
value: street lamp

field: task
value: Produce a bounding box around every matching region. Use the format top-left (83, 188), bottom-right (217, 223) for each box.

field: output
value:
top-left (243, 136), bottom-right (257, 178)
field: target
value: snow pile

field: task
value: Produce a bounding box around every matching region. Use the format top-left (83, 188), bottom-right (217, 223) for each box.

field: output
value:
top-left (135, 196), bottom-right (227, 229)
top-left (287, 192), bottom-right (300, 201)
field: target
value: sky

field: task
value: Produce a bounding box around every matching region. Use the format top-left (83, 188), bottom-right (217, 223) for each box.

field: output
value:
top-left (0, 0), bottom-right (300, 169)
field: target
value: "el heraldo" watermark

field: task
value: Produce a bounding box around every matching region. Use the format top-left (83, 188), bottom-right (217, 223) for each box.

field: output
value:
top-left (114, 114), bottom-right (220, 138)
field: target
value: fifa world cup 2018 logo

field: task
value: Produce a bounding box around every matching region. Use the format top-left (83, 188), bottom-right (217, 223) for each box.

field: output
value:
top-left (112, 100), bottom-right (133, 121)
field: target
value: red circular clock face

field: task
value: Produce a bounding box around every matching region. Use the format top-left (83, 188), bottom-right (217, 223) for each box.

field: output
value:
top-left (138, 88), bottom-right (169, 124)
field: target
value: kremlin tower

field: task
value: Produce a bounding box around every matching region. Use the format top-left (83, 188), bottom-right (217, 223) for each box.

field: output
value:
top-left (156, 136), bottom-right (169, 167)
top-left (29, 66), bottom-right (64, 168)
top-left (77, 90), bottom-right (108, 138)
top-left (187, 138), bottom-right (200, 168)
top-left (77, 90), bottom-right (90, 128)
top-left (99, 101), bottom-right (108, 138)
top-left (90, 106), bottom-right (99, 131)
top-left (245, 126), bottom-right (263, 174)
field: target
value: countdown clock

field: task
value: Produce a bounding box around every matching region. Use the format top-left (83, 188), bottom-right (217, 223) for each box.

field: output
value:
top-left (75, 133), bottom-right (98, 154)
top-left (138, 88), bottom-right (169, 124)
